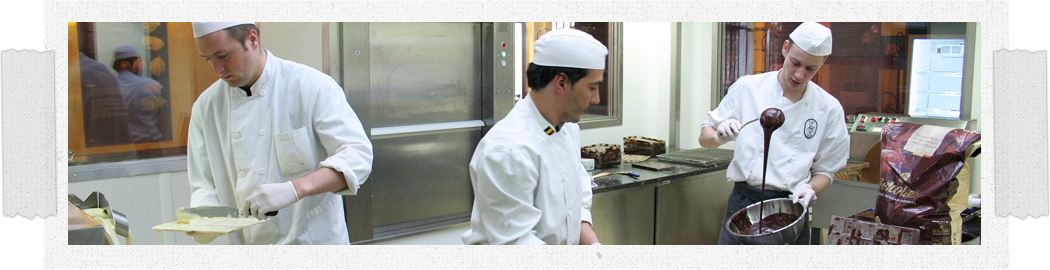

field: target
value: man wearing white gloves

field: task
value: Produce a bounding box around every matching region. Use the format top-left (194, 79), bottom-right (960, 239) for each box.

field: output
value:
top-left (698, 22), bottom-right (849, 245)
top-left (461, 28), bottom-right (606, 245)
top-left (187, 22), bottom-right (372, 244)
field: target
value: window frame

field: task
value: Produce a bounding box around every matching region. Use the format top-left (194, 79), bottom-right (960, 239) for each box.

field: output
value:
top-left (577, 22), bottom-right (624, 129)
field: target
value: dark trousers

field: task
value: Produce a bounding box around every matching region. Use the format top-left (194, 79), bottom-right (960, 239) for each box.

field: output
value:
top-left (717, 181), bottom-right (811, 245)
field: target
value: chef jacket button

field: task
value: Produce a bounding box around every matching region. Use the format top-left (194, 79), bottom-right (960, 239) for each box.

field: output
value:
top-left (260, 91), bottom-right (266, 97)
top-left (238, 170), bottom-right (246, 177)
top-left (233, 132), bottom-right (241, 139)
top-left (258, 130), bottom-right (265, 136)
top-left (235, 99), bottom-right (243, 105)
top-left (258, 169), bottom-right (265, 175)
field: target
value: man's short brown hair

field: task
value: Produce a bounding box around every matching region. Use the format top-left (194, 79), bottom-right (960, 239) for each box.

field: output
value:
top-left (225, 23), bottom-right (261, 49)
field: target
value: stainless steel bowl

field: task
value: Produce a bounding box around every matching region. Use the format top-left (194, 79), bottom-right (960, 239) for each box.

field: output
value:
top-left (726, 198), bottom-right (807, 245)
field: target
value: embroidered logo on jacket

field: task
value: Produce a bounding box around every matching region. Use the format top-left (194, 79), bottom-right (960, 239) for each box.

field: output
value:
top-left (544, 127), bottom-right (555, 136)
top-left (804, 119), bottom-right (818, 139)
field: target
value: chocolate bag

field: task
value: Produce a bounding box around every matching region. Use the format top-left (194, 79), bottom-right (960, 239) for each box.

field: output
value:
top-left (826, 215), bottom-right (921, 245)
top-left (876, 122), bottom-right (980, 245)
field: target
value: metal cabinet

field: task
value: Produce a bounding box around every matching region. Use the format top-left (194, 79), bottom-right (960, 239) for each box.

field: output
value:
top-left (655, 170), bottom-right (732, 245)
top-left (810, 179), bottom-right (880, 229)
top-left (590, 169), bottom-right (731, 245)
top-left (591, 185), bottom-right (656, 245)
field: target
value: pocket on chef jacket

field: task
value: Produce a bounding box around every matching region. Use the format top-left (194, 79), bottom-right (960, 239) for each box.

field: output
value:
top-left (275, 127), bottom-right (315, 176)
top-left (304, 195), bottom-right (348, 244)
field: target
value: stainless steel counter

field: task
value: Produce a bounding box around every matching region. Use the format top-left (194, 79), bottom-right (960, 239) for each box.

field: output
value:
top-left (589, 161), bottom-right (729, 195)
top-left (590, 184), bottom-right (656, 245)
top-left (587, 157), bottom-right (731, 245)
top-left (655, 169), bottom-right (733, 244)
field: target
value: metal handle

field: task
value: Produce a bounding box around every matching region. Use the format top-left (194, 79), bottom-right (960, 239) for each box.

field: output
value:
top-left (111, 209), bottom-right (130, 238)
top-left (370, 120), bottom-right (485, 139)
top-left (739, 118), bottom-right (758, 129)
top-left (718, 118), bottom-right (758, 140)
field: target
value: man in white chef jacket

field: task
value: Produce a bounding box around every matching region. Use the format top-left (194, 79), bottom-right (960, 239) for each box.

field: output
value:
top-left (698, 22), bottom-right (849, 245)
top-left (187, 22), bottom-right (373, 245)
top-left (461, 29), bottom-right (605, 245)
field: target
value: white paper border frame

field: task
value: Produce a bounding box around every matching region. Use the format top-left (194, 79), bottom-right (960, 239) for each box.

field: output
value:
top-left (44, 0), bottom-right (1008, 268)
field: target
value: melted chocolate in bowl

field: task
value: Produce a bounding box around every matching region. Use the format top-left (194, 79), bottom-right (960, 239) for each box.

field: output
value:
top-left (738, 213), bottom-right (799, 236)
top-left (757, 108), bottom-right (785, 232)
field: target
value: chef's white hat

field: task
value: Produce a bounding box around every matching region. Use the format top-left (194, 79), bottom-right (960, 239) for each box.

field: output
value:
top-left (192, 22), bottom-right (255, 38)
top-left (789, 22), bottom-right (833, 56)
top-left (113, 45), bottom-right (139, 60)
top-left (533, 28), bottom-right (609, 70)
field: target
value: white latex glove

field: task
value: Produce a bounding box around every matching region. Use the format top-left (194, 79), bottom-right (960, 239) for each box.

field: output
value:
top-left (790, 182), bottom-right (817, 208)
top-left (715, 119), bottom-right (742, 144)
top-left (241, 181), bottom-right (300, 220)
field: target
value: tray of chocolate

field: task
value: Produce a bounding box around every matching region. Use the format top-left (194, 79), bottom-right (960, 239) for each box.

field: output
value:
top-left (621, 154), bottom-right (650, 163)
top-left (656, 148), bottom-right (734, 167)
top-left (581, 143), bottom-right (621, 169)
top-left (825, 215), bottom-right (920, 245)
top-left (631, 161), bottom-right (677, 171)
top-left (623, 136), bottom-right (666, 157)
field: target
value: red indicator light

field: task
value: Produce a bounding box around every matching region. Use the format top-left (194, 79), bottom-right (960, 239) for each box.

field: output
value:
top-left (501, 42), bottom-right (506, 48)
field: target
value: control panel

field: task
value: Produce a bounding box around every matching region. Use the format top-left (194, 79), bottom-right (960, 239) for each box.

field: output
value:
top-left (853, 114), bottom-right (901, 133)
top-left (850, 113), bottom-right (975, 134)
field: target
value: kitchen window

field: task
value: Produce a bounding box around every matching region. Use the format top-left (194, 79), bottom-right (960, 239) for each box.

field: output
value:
top-left (714, 22), bottom-right (975, 119)
top-left (68, 22), bottom-right (220, 180)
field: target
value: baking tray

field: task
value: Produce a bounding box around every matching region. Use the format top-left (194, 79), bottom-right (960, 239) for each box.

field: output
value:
top-left (631, 161), bottom-right (677, 171)
top-left (656, 148), bottom-right (734, 167)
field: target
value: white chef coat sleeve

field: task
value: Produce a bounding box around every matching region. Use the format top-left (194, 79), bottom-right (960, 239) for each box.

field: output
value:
top-left (702, 81), bottom-right (743, 129)
top-left (470, 149), bottom-right (546, 245)
top-left (578, 162), bottom-right (594, 226)
top-left (809, 106), bottom-right (850, 184)
top-left (313, 81), bottom-right (374, 196)
top-left (566, 125), bottom-right (593, 226)
top-left (187, 106), bottom-right (220, 207)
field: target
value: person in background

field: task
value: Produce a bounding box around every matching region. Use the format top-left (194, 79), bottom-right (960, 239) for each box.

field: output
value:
top-left (77, 52), bottom-right (132, 147)
top-left (698, 22), bottom-right (850, 245)
top-left (462, 28), bottom-right (606, 245)
top-left (187, 22), bottom-right (373, 244)
top-left (112, 45), bottom-right (165, 143)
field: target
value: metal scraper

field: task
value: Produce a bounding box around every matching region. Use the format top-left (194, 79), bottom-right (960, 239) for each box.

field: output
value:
top-left (175, 206), bottom-right (239, 223)
top-left (175, 206), bottom-right (278, 223)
